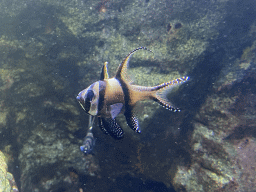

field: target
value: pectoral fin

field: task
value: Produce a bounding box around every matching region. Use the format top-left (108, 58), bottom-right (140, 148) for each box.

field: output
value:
top-left (99, 117), bottom-right (124, 139)
top-left (110, 103), bottom-right (123, 119)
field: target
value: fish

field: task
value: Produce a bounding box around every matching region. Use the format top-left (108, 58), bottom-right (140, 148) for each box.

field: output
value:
top-left (80, 115), bottom-right (96, 154)
top-left (76, 47), bottom-right (189, 139)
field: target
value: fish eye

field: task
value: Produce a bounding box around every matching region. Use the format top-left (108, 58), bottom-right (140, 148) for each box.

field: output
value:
top-left (87, 90), bottom-right (94, 101)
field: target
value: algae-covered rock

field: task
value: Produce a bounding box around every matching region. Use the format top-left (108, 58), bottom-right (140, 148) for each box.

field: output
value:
top-left (0, 151), bottom-right (18, 192)
top-left (170, 36), bottom-right (256, 191)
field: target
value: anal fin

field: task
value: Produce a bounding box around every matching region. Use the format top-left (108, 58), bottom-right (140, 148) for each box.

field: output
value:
top-left (125, 110), bottom-right (141, 133)
top-left (100, 117), bottom-right (124, 139)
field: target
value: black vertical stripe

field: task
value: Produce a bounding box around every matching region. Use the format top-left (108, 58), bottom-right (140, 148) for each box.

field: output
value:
top-left (98, 81), bottom-right (106, 113)
top-left (115, 77), bottom-right (137, 131)
top-left (115, 77), bottom-right (131, 113)
top-left (116, 76), bottom-right (141, 133)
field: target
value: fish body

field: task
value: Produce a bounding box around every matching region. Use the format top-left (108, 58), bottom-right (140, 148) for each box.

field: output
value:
top-left (77, 47), bottom-right (189, 139)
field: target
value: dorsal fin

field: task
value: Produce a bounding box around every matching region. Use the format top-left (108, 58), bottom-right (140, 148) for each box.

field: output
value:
top-left (115, 47), bottom-right (153, 81)
top-left (100, 62), bottom-right (109, 80)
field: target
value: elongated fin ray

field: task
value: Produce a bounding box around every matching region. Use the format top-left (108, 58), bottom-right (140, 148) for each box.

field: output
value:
top-left (80, 115), bottom-right (96, 154)
top-left (100, 62), bottom-right (109, 80)
top-left (88, 115), bottom-right (95, 131)
top-left (152, 76), bottom-right (189, 112)
top-left (115, 47), bottom-right (153, 81)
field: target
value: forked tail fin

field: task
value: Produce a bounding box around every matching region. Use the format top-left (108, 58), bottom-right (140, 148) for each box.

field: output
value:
top-left (151, 76), bottom-right (189, 112)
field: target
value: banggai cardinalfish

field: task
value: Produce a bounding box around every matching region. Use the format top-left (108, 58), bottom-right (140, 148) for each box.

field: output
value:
top-left (77, 47), bottom-right (189, 139)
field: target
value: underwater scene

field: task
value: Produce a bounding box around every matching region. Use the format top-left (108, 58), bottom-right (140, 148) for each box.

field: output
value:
top-left (0, 0), bottom-right (255, 191)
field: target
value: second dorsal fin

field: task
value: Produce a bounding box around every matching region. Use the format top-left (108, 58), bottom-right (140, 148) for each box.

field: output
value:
top-left (115, 47), bottom-right (153, 81)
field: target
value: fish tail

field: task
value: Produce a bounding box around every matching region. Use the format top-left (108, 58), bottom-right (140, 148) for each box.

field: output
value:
top-left (151, 76), bottom-right (189, 112)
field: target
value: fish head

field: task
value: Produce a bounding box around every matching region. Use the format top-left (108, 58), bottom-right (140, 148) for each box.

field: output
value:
top-left (76, 81), bottom-right (106, 116)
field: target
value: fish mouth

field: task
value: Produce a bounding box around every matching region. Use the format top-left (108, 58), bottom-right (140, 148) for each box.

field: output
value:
top-left (76, 95), bottom-right (86, 111)
top-left (76, 95), bottom-right (84, 105)
top-left (76, 95), bottom-right (82, 101)
top-left (76, 90), bottom-right (86, 103)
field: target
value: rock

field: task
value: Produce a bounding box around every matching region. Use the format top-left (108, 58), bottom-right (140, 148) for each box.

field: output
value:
top-left (0, 151), bottom-right (18, 192)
